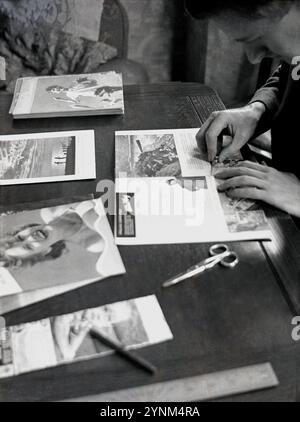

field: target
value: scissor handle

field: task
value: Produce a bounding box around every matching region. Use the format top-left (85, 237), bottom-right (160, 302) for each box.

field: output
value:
top-left (209, 244), bottom-right (239, 269)
top-left (221, 252), bottom-right (239, 268)
top-left (209, 244), bottom-right (229, 256)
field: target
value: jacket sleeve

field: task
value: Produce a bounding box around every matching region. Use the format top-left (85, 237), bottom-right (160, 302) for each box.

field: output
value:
top-left (249, 63), bottom-right (288, 117)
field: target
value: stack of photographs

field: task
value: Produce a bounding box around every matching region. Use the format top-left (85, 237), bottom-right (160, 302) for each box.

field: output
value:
top-left (9, 71), bottom-right (124, 119)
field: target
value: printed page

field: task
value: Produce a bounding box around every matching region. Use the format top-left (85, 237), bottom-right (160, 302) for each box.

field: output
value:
top-left (12, 72), bottom-right (124, 116)
top-left (206, 176), bottom-right (271, 242)
top-left (0, 295), bottom-right (173, 379)
top-left (115, 176), bottom-right (271, 245)
top-left (0, 130), bottom-right (96, 185)
top-left (173, 128), bottom-right (212, 177)
top-left (0, 198), bottom-right (125, 302)
top-left (8, 78), bottom-right (22, 114)
top-left (11, 78), bottom-right (38, 115)
top-left (115, 176), bottom-right (227, 245)
top-left (115, 128), bottom-right (211, 179)
top-left (115, 128), bottom-right (272, 245)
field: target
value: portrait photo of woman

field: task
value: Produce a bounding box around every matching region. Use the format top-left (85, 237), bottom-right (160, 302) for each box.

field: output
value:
top-left (0, 198), bottom-right (123, 297)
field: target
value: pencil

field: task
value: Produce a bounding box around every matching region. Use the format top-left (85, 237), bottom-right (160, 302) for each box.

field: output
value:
top-left (90, 326), bottom-right (158, 375)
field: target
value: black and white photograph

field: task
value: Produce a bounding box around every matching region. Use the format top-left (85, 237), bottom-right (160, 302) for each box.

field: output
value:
top-left (1, 0), bottom-right (300, 406)
top-left (225, 210), bottom-right (270, 234)
top-left (116, 128), bottom-right (213, 179)
top-left (0, 295), bottom-right (173, 378)
top-left (0, 198), bottom-right (125, 300)
top-left (10, 72), bottom-right (125, 118)
top-left (36, 73), bottom-right (123, 112)
top-left (0, 130), bottom-right (96, 185)
top-left (116, 133), bottom-right (181, 178)
top-left (116, 193), bottom-right (136, 238)
top-left (0, 135), bottom-right (75, 180)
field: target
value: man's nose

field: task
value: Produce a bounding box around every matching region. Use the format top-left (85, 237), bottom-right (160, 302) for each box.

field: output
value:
top-left (245, 44), bottom-right (268, 64)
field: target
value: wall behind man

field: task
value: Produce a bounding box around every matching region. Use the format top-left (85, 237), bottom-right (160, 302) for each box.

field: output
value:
top-left (120, 0), bottom-right (259, 107)
top-left (120, 0), bottom-right (184, 82)
top-left (205, 20), bottom-right (260, 107)
top-left (0, 0), bottom-right (183, 84)
top-left (0, 0), bottom-right (260, 105)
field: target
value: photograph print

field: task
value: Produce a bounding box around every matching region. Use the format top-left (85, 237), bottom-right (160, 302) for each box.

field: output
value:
top-left (0, 296), bottom-right (173, 378)
top-left (51, 299), bottom-right (150, 363)
top-left (225, 211), bottom-right (270, 234)
top-left (0, 135), bottom-right (75, 182)
top-left (31, 72), bottom-right (124, 114)
top-left (116, 133), bottom-right (182, 178)
top-left (0, 198), bottom-right (124, 298)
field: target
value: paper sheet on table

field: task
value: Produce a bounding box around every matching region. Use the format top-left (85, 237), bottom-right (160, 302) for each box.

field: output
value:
top-left (115, 128), bottom-right (272, 245)
top-left (0, 295), bottom-right (173, 378)
top-left (115, 176), bottom-right (271, 245)
top-left (0, 130), bottom-right (96, 185)
top-left (0, 197), bottom-right (125, 313)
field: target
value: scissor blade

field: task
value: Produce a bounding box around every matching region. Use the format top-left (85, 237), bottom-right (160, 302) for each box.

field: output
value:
top-left (162, 265), bottom-right (206, 288)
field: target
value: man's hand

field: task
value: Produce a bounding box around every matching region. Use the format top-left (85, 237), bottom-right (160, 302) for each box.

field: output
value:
top-left (196, 102), bottom-right (266, 162)
top-left (215, 161), bottom-right (300, 218)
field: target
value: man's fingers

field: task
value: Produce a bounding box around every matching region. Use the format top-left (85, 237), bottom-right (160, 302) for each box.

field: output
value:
top-left (227, 187), bottom-right (265, 201)
top-left (204, 113), bottom-right (228, 161)
top-left (218, 176), bottom-right (266, 192)
top-left (214, 166), bottom-right (267, 180)
top-left (196, 114), bottom-right (215, 145)
top-left (236, 160), bottom-right (269, 172)
top-left (219, 131), bottom-right (248, 162)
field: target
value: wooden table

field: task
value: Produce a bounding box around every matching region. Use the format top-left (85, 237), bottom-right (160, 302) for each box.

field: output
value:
top-left (1, 83), bottom-right (300, 402)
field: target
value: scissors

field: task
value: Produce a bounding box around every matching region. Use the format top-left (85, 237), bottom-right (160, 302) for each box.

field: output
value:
top-left (162, 244), bottom-right (239, 289)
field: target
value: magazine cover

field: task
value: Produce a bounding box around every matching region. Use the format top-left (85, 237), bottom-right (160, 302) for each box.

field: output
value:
top-left (0, 295), bottom-right (173, 379)
top-left (10, 72), bottom-right (124, 118)
top-left (0, 130), bottom-right (96, 185)
top-left (115, 129), bottom-right (271, 245)
top-left (0, 198), bottom-right (125, 304)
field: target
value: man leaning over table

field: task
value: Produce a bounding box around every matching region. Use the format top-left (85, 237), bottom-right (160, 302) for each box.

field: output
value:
top-left (186, 0), bottom-right (300, 219)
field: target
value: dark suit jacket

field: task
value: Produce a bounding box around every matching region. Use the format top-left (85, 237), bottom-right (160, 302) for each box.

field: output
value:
top-left (250, 62), bottom-right (300, 179)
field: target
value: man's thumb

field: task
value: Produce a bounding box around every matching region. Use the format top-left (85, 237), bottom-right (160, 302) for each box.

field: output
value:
top-left (219, 133), bottom-right (248, 162)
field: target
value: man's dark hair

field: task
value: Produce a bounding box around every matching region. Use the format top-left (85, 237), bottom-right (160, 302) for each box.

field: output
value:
top-left (185, 0), bottom-right (294, 19)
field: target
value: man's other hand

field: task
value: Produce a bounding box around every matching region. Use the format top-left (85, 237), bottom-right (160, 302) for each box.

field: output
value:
top-left (215, 161), bottom-right (300, 218)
